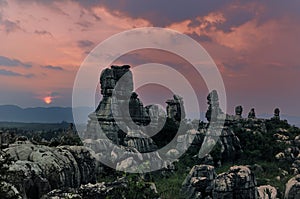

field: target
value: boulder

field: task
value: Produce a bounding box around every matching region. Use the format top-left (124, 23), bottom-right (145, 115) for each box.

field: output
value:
top-left (258, 185), bottom-right (277, 199)
top-left (181, 165), bottom-right (216, 198)
top-left (3, 143), bottom-right (96, 198)
top-left (213, 166), bottom-right (258, 199)
top-left (0, 181), bottom-right (22, 199)
top-left (285, 175), bottom-right (300, 199)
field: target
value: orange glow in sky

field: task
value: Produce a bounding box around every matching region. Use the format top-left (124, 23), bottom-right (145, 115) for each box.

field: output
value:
top-left (43, 97), bottom-right (52, 104)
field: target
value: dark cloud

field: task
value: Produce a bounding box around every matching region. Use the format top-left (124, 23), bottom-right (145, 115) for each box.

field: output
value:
top-left (34, 30), bottom-right (53, 37)
top-left (11, 1), bottom-right (300, 30)
top-left (77, 40), bottom-right (94, 49)
top-left (222, 62), bottom-right (245, 72)
top-left (1, 19), bottom-right (22, 33)
top-left (0, 56), bottom-right (32, 68)
top-left (216, 8), bottom-right (256, 32)
top-left (0, 69), bottom-right (34, 78)
top-left (75, 21), bottom-right (93, 29)
top-left (189, 33), bottom-right (212, 43)
top-left (72, 0), bottom-right (232, 26)
top-left (42, 65), bottom-right (64, 71)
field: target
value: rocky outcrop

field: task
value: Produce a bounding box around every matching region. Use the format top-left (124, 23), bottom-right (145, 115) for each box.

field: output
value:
top-left (235, 105), bottom-right (243, 119)
top-left (3, 143), bottom-right (96, 198)
top-left (258, 185), bottom-right (277, 199)
top-left (205, 90), bottom-right (224, 122)
top-left (166, 95), bottom-right (186, 121)
top-left (182, 165), bottom-right (261, 199)
top-left (84, 65), bottom-right (160, 154)
top-left (272, 108), bottom-right (281, 121)
top-left (285, 175), bottom-right (300, 199)
top-left (181, 165), bottom-right (216, 198)
top-left (248, 108), bottom-right (256, 119)
top-left (42, 179), bottom-right (159, 199)
top-left (218, 127), bottom-right (242, 161)
top-left (213, 166), bottom-right (258, 199)
top-left (0, 181), bottom-right (22, 199)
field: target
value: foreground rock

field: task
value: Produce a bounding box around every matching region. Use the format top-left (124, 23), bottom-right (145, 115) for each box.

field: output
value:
top-left (285, 175), bottom-right (300, 199)
top-left (3, 143), bottom-right (96, 198)
top-left (213, 166), bottom-right (258, 199)
top-left (181, 165), bottom-right (216, 198)
top-left (181, 165), bottom-right (272, 199)
top-left (258, 185), bottom-right (277, 199)
top-left (42, 178), bottom-right (159, 199)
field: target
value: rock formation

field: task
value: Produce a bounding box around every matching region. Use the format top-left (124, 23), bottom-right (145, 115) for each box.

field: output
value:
top-left (181, 165), bottom-right (216, 198)
top-left (42, 178), bottom-right (159, 199)
top-left (257, 185), bottom-right (277, 199)
top-left (2, 143), bottom-right (96, 198)
top-left (248, 108), bottom-right (256, 119)
top-left (84, 65), bottom-right (158, 152)
top-left (235, 105), bottom-right (243, 119)
top-left (285, 175), bottom-right (300, 199)
top-left (181, 165), bottom-right (278, 199)
top-left (166, 95), bottom-right (186, 121)
top-left (272, 108), bottom-right (280, 120)
top-left (213, 166), bottom-right (258, 199)
top-left (205, 90), bottom-right (224, 122)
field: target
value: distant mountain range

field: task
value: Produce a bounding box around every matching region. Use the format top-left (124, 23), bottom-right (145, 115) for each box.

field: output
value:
top-left (0, 105), bottom-right (94, 124)
top-left (0, 105), bottom-right (299, 127)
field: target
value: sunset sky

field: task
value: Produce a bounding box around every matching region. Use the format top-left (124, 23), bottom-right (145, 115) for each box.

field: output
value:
top-left (0, 0), bottom-right (299, 118)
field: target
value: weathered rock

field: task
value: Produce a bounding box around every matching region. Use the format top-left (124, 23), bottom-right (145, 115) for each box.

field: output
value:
top-left (3, 143), bottom-right (96, 198)
top-left (235, 105), bottom-right (243, 119)
top-left (248, 108), bottom-right (256, 119)
top-left (213, 166), bottom-right (258, 199)
top-left (205, 90), bottom-right (224, 122)
top-left (41, 189), bottom-right (81, 199)
top-left (181, 165), bottom-right (216, 198)
top-left (272, 108), bottom-right (280, 120)
top-left (218, 127), bottom-right (242, 161)
top-left (6, 160), bottom-right (51, 198)
top-left (0, 181), bottom-right (22, 199)
top-left (125, 129), bottom-right (157, 153)
top-left (85, 65), bottom-right (158, 150)
top-left (42, 180), bottom-right (159, 199)
top-left (257, 185), bottom-right (277, 199)
top-left (285, 175), bottom-right (300, 199)
top-left (166, 95), bottom-right (185, 121)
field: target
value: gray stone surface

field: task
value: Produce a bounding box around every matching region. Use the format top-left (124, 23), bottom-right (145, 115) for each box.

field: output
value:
top-left (166, 95), bottom-right (185, 121)
top-left (285, 175), bottom-right (300, 199)
top-left (205, 90), bottom-right (224, 122)
top-left (84, 65), bottom-right (158, 152)
top-left (258, 185), bottom-right (277, 199)
top-left (213, 166), bottom-right (258, 199)
top-left (3, 143), bottom-right (96, 198)
top-left (181, 165), bottom-right (216, 199)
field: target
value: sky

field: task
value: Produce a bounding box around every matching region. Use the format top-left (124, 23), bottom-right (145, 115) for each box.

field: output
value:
top-left (0, 0), bottom-right (299, 118)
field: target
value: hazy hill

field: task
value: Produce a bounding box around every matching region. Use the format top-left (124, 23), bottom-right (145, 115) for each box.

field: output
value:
top-left (0, 105), bottom-right (93, 124)
top-left (0, 105), bottom-right (299, 127)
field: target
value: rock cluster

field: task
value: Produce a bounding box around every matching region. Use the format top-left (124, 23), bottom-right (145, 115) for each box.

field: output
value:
top-left (2, 143), bottom-right (96, 198)
top-left (42, 178), bottom-right (159, 199)
top-left (213, 166), bottom-right (258, 199)
top-left (182, 165), bottom-right (275, 199)
top-left (181, 165), bottom-right (216, 198)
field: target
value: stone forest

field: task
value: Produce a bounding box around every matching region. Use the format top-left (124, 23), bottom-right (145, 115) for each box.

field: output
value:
top-left (1, 65), bottom-right (300, 199)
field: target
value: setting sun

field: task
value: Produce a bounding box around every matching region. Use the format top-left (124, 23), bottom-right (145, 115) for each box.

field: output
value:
top-left (43, 96), bottom-right (52, 104)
